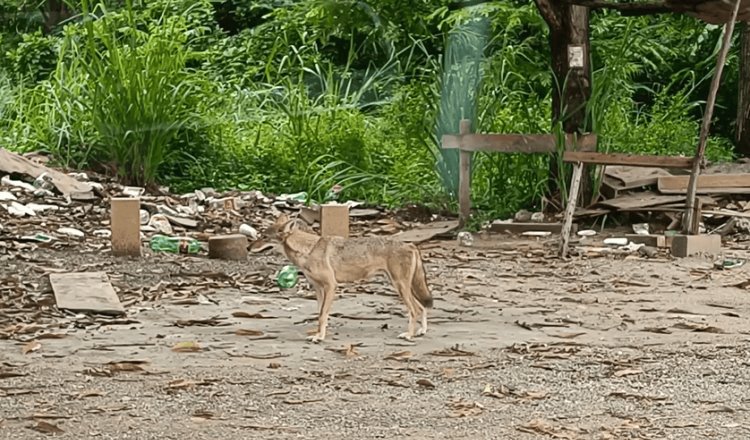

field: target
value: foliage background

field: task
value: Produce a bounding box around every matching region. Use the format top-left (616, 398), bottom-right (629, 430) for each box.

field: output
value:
top-left (0, 0), bottom-right (741, 221)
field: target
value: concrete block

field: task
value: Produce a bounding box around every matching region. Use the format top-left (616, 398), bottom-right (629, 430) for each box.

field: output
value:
top-left (625, 234), bottom-right (666, 248)
top-left (670, 234), bottom-right (722, 258)
top-left (208, 234), bottom-right (248, 260)
top-left (320, 204), bottom-right (349, 237)
top-left (110, 197), bottom-right (141, 256)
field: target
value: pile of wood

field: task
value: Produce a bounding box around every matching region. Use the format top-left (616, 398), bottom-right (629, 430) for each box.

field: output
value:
top-left (576, 162), bottom-right (750, 230)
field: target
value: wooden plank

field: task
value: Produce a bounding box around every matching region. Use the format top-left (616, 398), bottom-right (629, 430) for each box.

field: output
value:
top-left (604, 165), bottom-right (672, 189)
top-left (489, 222), bottom-right (577, 234)
top-left (441, 133), bottom-right (597, 153)
top-left (560, 162), bottom-right (584, 258)
top-left (598, 193), bottom-right (685, 210)
top-left (600, 177), bottom-right (624, 199)
top-left (395, 220), bottom-right (459, 243)
top-left (562, 151), bottom-right (693, 168)
top-left (0, 148), bottom-right (94, 198)
top-left (50, 272), bottom-right (125, 316)
top-left (458, 119), bottom-right (472, 227)
top-left (658, 174), bottom-right (750, 194)
top-left (599, 193), bottom-right (716, 211)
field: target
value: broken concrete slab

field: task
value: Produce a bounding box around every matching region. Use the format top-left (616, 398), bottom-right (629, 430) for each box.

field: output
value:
top-left (0, 148), bottom-right (94, 199)
top-left (49, 272), bottom-right (125, 316)
top-left (670, 234), bottom-right (722, 258)
top-left (208, 234), bottom-right (248, 260)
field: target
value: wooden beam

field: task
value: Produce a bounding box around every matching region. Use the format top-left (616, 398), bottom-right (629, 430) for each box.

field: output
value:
top-left (458, 119), bottom-right (472, 228)
top-left (659, 174), bottom-right (750, 194)
top-left (442, 133), bottom-right (597, 153)
top-left (562, 151), bottom-right (693, 168)
top-left (562, 0), bottom-right (673, 14)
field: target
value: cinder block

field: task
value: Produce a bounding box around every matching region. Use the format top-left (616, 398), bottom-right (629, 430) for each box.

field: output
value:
top-left (110, 197), bottom-right (141, 256)
top-left (670, 234), bottom-right (722, 258)
top-left (208, 234), bottom-right (248, 260)
top-left (320, 204), bottom-right (349, 238)
top-left (625, 234), bottom-right (667, 248)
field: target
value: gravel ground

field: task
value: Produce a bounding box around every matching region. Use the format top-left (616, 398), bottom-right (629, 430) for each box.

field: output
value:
top-left (3, 236), bottom-right (750, 439)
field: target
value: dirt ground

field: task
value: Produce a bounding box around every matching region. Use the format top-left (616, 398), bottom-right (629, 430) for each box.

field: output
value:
top-left (2, 234), bottom-right (750, 439)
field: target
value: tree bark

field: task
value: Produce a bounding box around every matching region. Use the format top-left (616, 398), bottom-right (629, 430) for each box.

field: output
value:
top-left (738, 22), bottom-right (750, 157)
top-left (41, 0), bottom-right (73, 34)
top-left (535, 0), bottom-right (593, 206)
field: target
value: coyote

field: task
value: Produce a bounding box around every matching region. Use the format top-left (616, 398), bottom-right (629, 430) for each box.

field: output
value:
top-left (265, 213), bottom-right (433, 343)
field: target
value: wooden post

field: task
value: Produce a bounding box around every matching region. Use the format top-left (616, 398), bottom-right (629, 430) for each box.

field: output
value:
top-left (683, 0), bottom-right (742, 234)
top-left (320, 204), bottom-right (349, 237)
top-left (458, 119), bottom-right (472, 228)
top-left (559, 162), bottom-right (584, 258)
top-left (737, 22), bottom-right (750, 157)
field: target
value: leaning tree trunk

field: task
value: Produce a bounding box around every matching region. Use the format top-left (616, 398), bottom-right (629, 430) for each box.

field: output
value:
top-left (535, 0), bottom-right (593, 207)
top-left (738, 22), bottom-right (750, 157)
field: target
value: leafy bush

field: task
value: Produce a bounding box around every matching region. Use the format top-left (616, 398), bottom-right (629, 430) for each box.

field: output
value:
top-left (5, 31), bottom-right (58, 82)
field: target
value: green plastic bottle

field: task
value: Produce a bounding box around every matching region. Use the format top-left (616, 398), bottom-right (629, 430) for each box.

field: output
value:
top-left (149, 234), bottom-right (202, 254)
top-left (277, 265), bottom-right (299, 288)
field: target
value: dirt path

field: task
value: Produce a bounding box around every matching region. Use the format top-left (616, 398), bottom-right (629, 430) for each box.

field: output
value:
top-left (2, 238), bottom-right (750, 439)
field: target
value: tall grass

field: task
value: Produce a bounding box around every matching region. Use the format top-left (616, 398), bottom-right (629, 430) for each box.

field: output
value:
top-left (71, 0), bottom-right (209, 185)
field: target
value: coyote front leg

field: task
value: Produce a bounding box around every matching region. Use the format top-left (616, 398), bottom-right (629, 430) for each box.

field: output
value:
top-left (306, 274), bottom-right (337, 343)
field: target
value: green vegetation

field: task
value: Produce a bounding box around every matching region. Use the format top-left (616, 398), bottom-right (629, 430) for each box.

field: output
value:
top-left (0, 1), bottom-right (741, 220)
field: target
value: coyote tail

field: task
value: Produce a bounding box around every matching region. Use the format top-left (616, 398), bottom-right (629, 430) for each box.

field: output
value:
top-left (410, 247), bottom-right (433, 308)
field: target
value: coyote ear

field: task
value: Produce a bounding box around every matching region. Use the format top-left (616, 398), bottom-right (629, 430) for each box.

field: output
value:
top-left (280, 217), bottom-right (303, 234)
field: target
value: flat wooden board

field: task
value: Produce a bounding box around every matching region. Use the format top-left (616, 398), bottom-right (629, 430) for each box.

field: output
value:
top-left (50, 272), bottom-right (125, 316)
top-left (563, 151), bottom-right (693, 168)
top-left (598, 192), bottom-right (685, 210)
top-left (604, 165), bottom-right (672, 189)
top-left (599, 193), bottom-right (716, 211)
top-left (395, 220), bottom-right (459, 243)
top-left (0, 148), bottom-right (94, 197)
top-left (658, 174), bottom-right (750, 194)
top-left (441, 133), bottom-right (597, 153)
top-left (489, 222), bottom-right (577, 234)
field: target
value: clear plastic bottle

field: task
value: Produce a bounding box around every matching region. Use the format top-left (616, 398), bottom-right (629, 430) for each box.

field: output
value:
top-left (149, 234), bottom-right (202, 254)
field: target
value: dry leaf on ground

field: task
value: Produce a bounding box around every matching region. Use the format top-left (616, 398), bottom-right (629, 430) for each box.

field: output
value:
top-left (234, 329), bottom-right (264, 336)
top-left (613, 368), bottom-right (643, 378)
top-left (232, 311), bottom-right (276, 319)
top-left (447, 398), bottom-right (483, 418)
top-left (172, 341), bottom-right (203, 352)
top-left (325, 343), bottom-right (361, 358)
top-left (428, 345), bottom-right (475, 357)
top-left (383, 350), bottom-right (412, 361)
top-left (28, 421), bottom-right (64, 434)
top-left (22, 340), bottom-right (41, 355)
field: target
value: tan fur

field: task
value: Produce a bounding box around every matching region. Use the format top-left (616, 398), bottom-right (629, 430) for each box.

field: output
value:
top-left (265, 213), bottom-right (433, 343)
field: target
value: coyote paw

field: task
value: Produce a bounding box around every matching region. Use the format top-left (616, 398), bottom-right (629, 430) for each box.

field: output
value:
top-left (398, 332), bottom-right (415, 341)
top-left (416, 327), bottom-right (427, 337)
top-left (306, 334), bottom-right (324, 343)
